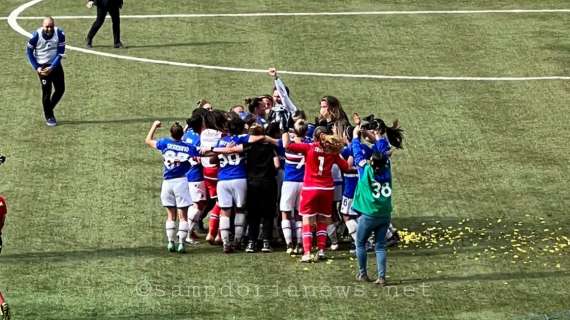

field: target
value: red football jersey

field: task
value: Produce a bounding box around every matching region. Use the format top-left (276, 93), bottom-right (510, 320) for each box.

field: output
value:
top-left (287, 142), bottom-right (350, 189)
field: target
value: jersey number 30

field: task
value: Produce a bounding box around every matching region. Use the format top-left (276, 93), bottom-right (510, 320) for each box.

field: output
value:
top-left (219, 154), bottom-right (241, 167)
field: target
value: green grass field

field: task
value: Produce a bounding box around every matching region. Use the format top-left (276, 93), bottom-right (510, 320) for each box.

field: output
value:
top-left (1, 0), bottom-right (569, 319)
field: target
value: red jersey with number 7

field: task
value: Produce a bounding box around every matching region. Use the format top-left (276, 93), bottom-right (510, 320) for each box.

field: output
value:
top-left (286, 142), bottom-right (350, 190)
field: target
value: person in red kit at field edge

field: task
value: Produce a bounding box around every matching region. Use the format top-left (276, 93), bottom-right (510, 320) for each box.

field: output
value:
top-left (0, 196), bottom-right (6, 254)
top-left (0, 152), bottom-right (6, 254)
top-left (0, 290), bottom-right (10, 320)
top-left (0, 156), bottom-right (12, 319)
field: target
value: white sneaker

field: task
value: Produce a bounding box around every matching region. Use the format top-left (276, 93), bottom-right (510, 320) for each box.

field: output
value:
top-left (293, 243), bottom-right (303, 255)
top-left (286, 243), bottom-right (294, 254)
top-left (301, 253), bottom-right (312, 263)
top-left (185, 237), bottom-right (199, 245)
top-left (315, 249), bottom-right (326, 261)
top-left (330, 242), bottom-right (339, 251)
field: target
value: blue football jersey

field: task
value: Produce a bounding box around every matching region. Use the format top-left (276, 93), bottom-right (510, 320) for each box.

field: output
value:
top-left (341, 145), bottom-right (358, 198)
top-left (282, 136), bottom-right (309, 182)
top-left (306, 123), bottom-right (316, 142)
top-left (216, 134), bottom-right (250, 180)
top-left (181, 129), bottom-right (203, 182)
top-left (156, 138), bottom-right (197, 180)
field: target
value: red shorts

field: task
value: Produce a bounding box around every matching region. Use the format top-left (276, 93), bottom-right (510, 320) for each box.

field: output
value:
top-left (204, 178), bottom-right (217, 199)
top-left (203, 167), bottom-right (218, 199)
top-left (299, 188), bottom-right (334, 217)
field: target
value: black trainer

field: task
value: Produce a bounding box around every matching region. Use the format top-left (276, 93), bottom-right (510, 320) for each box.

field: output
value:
top-left (1, 302), bottom-right (10, 320)
top-left (245, 240), bottom-right (256, 253)
top-left (261, 240), bottom-right (272, 253)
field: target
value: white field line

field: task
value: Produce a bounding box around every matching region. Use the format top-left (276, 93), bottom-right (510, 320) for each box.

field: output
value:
top-left (4, 9), bottom-right (570, 20)
top-left (7, 0), bottom-right (570, 81)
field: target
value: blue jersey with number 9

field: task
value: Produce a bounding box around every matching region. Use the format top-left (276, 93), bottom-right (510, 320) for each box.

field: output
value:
top-left (216, 134), bottom-right (249, 181)
top-left (156, 138), bottom-right (197, 180)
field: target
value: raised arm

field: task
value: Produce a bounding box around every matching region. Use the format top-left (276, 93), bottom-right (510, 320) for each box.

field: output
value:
top-left (269, 67), bottom-right (297, 114)
top-left (145, 121), bottom-right (161, 148)
top-left (351, 126), bottom-right (368, 176)
top-left (200, 144), bottom-right (244, 156)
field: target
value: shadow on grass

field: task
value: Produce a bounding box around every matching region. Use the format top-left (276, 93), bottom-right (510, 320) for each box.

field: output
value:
top-left (24, 310), bottom-right (216, 320)
top-left (0, 245), bottom-right (218, 264)
top-left (90, 41), bottom-right (244, 49)
top-left (398, 270), bottom-right (570, 285)
top-left (58, 117), bottom-right (183, 126)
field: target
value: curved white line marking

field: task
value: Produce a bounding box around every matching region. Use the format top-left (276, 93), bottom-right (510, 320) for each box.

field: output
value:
top-left (6, 9), bottom-right (570, 20)
top-left (8, 0), bottom-right (570, 81)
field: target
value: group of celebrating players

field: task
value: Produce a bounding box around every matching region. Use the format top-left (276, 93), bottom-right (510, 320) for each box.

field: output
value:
top-left (146, 68), bottom-right (404, 284)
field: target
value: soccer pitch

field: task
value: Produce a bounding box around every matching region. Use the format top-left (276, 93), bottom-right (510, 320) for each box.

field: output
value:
top-left (0, 0), bottom-right (569, 319)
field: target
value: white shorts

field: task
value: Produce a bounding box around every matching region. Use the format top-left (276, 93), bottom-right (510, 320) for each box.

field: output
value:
top-left (217, 179), bottom-right (247, 209)
top-left (188, 181), bottom-right (207, 203)
top-left (161, 177), bottom-right (193, 208)
top-left (334, 184), bottom-right (343, 202)
top-left (280, 181), bottom-right (303, 212)
top-left (340, 196), bottom-right (356, 216)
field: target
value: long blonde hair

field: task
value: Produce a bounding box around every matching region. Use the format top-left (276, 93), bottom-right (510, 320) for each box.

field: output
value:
top-left (318, 133), bottom-right (344, 154)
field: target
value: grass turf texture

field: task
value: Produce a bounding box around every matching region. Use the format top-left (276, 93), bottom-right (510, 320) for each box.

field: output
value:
top-left (1, 0), bottom-right (570, 319)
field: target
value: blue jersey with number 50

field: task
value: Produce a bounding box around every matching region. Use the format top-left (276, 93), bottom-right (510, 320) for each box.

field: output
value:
top-left (182, 129), bottom-right (203, 182)
top-left (216, 134), bottom-right (249, 181)
top-left (156, 138), bottom-right (197, 180)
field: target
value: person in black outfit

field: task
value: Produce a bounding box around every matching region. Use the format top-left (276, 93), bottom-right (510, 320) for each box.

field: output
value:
top-left (86, 0), bottom-right (124, 48)
top-left (243, 123), bottom-right (280, 253)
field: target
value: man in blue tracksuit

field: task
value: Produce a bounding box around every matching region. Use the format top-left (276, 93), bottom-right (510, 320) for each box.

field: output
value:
top-left (26, 17), bottom-right (66, 127)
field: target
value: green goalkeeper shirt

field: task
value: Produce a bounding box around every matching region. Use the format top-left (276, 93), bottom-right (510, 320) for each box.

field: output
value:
top-left (352, 164), bottom-right (392, 219)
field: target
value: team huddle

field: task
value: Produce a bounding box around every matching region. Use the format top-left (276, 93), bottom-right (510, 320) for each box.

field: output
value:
top-left (145, 69), bottom-right (404, 284)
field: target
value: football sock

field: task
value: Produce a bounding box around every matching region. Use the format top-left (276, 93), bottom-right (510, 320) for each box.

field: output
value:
top-left (327, 223), bottom-right (338, 244)
top-left (187, 205), bottom-right (200, 235)
top-left (281, 219), bottom-right (292, 245)
top-left (208, 209), bottom-right (220, 238)
top-left (165, 220), bottom-right (176, 242)
top-left (317, 223), bottom-right (328, 250)
top-left (346, 219), bottom-right (358, 242)
top-left (302, 224), bottom-right (313, 254)
top-left (234, 213), bottom-right (246, 244)
top-left (178, 220), bottom-right (188, 243)
top-left (294, 221), bottom-right (303, 244)
top-left (220, 216), bottom-right (231, 245)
